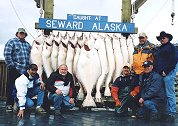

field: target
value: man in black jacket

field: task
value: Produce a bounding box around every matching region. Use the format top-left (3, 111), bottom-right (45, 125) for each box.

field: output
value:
top-left (154, 31), bottom-right (177, 121)
top-left (111, 65), bottom-right (140, 118)
top-left (46, 64), bottom-right (76, 116)
top-left (138, 60), bottom-right (166, 121)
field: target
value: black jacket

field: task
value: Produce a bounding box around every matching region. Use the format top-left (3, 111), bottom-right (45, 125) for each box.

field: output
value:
top-left (154, 42), bottom-right (177, 75)
top-left (112, 74), bottom-right (139, 99)
top-left (46, 69), bottom-right (76, 99)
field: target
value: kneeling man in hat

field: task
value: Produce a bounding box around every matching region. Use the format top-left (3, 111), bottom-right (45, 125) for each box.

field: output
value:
top-left (138, 60), bottom-right (166, 121)
top-left (14, 64), bottom-right (46, 118)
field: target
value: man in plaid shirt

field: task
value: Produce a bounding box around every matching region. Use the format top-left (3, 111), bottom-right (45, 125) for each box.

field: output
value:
top-left (4, 28), bottom-right (31, 112)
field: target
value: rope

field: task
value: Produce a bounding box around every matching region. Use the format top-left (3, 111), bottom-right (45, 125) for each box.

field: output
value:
top-left (142, 0), bottom-right (169, 31)
top-left (9, 0), bottom-right (35, 39)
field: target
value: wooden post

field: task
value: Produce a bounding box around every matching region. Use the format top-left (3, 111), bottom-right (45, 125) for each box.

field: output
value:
top-left (121, 0), bottom-right (132, 23)
top-left (43, 0), bottom-right (54, 35)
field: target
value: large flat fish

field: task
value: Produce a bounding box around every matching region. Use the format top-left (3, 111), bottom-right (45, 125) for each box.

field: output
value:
top-left (104, 34), bottom-right (115, 97)
top-left (51, 32), bottom-right (61, 71)
top-left (77, 36), bottom-right (101, 107)
top-left (94, 34), bottom-right (108, 103)
top-left (113, 34), bottom-right (124, 81)
top-left (42, 32), bottom-right (54, 78)
top-left (30, 33), bottom-right (45, 82)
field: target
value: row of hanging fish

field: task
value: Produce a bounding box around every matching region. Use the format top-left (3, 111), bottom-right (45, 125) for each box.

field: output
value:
top-left (30, 31), bottom-right (135, 107)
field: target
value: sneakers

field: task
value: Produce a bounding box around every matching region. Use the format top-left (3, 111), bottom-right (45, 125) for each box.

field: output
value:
top-left (13, 102), bottom-right (19, 113)
top-left (6, 105), bottom-right (13, 112)
top-left (36, 107), bottom-right (47, 114)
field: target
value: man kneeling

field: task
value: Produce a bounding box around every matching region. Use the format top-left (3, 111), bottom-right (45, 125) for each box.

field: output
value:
top-left (111, 64), bottom-right (140, 118)
top-left (46, 64), bottom-right (76, 116)
top-left (15, 64), bottom-right (46, 118)
top-left (138, 61), bottom-right (166, 121)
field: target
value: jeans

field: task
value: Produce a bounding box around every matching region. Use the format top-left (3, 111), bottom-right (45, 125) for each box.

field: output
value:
top-left (138, 99), bottom-right (163, 117)
top-left (48, 93), bottom-right (75, 110)
top-left (164, 69), bottom-right (176, 115)
top-left (16, 86), bottom-right (45, 109)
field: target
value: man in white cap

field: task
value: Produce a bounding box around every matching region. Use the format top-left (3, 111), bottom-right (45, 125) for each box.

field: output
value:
top-left (132, 32), bottom-right (155, 75)
top-left (4, 28), bottom-right (31, 112)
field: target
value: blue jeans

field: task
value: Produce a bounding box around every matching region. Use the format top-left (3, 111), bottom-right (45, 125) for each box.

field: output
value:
top-left (16, 86), bottom-right (45, 108)
top-left (164, 69), bottom-right (176, 115)
top-left (48, 93), bottom-right (75, 110)
top-left (138, 99), bottom-right (159, 116)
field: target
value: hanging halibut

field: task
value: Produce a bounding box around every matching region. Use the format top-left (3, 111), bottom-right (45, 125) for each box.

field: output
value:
top-left (113, 34), bottom-right (124, 81)
top-left (77, 35), bottom-right (101, 107)
top-left (94, 34), bottom-right (108, 103)
top-left (42, 32), bottom-right (54, 78)
top-left (120, 35), bottom-right (129, 65)
top-left (66, 32), bottom-right (78, 74)
top-left (51, 32), bottom-right (61, 71)
top-left (126, 36), bottom-right (135, 65)
top-left (104, 34), bottom-right (115, 97)
top-left (30, 33), bottom-right (45, 82)
top-left (58, 32), bottom-right (69, 66)
top-left (73, 33), bottom-right (88, 100)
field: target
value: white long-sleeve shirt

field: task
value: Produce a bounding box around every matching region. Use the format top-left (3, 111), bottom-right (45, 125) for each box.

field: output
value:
top-left (15, 73), bottom-right (40, 110)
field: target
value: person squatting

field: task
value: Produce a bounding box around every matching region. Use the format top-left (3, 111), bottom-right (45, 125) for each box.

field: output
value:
top-left (5, 30), bottom-right (177, 122)
top-left (111, 31), bottom-right (177, 122)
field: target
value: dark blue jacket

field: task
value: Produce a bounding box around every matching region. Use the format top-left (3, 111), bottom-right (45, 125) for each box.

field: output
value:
top-left (140, 71), bottom-right (165, 101)
top-left (154, 42), bottom-right (177, 75)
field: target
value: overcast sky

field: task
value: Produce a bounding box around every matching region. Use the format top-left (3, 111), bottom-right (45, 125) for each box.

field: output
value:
top-left (0, 0), bottom-right (177, 45)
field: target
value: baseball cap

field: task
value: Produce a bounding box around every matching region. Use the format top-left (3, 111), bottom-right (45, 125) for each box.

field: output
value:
top-left (28, 64), bottom-right (38, 71)
top-left (139, 32), bottom-right (147, 38)
top-left (143, 61), bottom-right (153, 68)
top-left (123, 63), bottom-right (130, 69)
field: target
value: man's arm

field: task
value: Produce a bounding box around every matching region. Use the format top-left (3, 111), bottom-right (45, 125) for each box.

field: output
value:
top-left (46, 72), bottom-right (57, 93)
top-left (4, 39), bottom-right (15, 68)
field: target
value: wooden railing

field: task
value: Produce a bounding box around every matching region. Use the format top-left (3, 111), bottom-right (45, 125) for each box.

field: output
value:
top-left (0, 60), bottom-right (7, 100)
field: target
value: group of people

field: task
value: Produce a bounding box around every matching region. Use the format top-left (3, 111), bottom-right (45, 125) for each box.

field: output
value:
top-left (3, 28), bottom-right (76, 118)
top-left (3, 28), bottom-right (178, 121)
top-left (111, 31), bottom-right (177, 121)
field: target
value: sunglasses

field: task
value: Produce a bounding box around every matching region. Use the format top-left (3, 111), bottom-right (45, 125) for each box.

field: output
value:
top-left (161, 37), bottom-right (166, 40)
top-left (19, 32), bottom-right (25, 34)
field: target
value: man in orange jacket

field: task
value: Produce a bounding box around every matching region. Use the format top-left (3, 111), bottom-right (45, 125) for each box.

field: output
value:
top-left (111, 65), bottom-right (140, 118)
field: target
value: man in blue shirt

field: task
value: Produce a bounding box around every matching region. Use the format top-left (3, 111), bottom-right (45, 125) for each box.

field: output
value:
top-left (154, 31), bottom-right (177, 121)
top-left (4, 28), bottom-right (31, 112)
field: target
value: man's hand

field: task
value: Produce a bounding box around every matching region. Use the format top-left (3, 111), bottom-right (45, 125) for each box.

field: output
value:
top-left (17, 110), bottom-right (24, 118)
top-left (69, 98), bottom-right (75, 104)
top-left (139, 98), bottom-right (144, 106)
top-left (130, 91), bottom-right (137, 97)
top-left (40, 83), bottom-right (45, 90)
top-left (55, 89), bottom-right (63, 95)
top-left (115, 100), bottom-right (122, 107)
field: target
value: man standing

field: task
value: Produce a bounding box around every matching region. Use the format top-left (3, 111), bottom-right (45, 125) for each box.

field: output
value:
top-left (138, 60), bottom-right (166, 121)
top-left (46, 64), bottom-right (76, 116)
top-left (15, 64), bottom-right (46, 118)
top-left (132, 32), bottom-right (155, 83)
top-left (154, 31), bottom-right (177, 121)
top-left (4, 28), bottom-right (31, 112)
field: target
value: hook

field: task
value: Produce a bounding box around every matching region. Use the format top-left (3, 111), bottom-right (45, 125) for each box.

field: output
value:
top-left (171, 12), bottom-right (175, 25)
